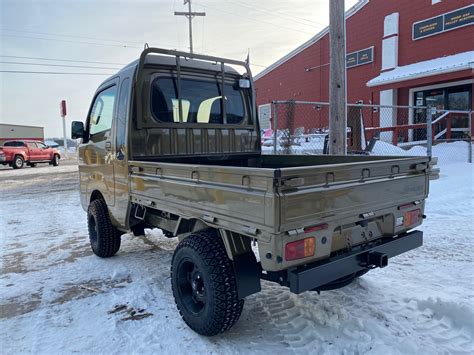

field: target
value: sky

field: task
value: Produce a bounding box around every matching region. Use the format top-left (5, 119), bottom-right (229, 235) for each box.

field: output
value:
top-left (0, 0), bottom-right (358, 138)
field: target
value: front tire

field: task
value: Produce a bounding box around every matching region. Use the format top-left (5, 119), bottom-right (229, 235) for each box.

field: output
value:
top-left (171, 230), bottom-right (243, 336)
top-left (12, 155), bottom-right (24, 169)
top-left (52, 154), bottom-right (60, 166)
top-left (87, 199), bottom-right (121, 257)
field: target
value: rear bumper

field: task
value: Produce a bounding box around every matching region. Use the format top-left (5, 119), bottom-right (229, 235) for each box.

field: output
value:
top-left (287, 230), bottom-right (423, 294)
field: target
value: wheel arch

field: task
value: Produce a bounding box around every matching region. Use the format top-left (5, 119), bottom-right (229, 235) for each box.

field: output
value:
top-left (15, 153), bottom-right (26, 161)
top-left (90, 190), bottom-right (106, 203)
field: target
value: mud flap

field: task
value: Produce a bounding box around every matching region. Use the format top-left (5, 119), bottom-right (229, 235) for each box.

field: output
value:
top-left (233, 252), bottom-right (261, 299)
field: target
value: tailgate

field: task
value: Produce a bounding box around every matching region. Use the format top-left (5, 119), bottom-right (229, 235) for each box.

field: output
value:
top-left (277, 157), bottom-right (430, 231)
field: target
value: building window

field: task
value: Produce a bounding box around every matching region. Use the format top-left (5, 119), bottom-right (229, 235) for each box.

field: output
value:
top-left (414, 84), bottom-right (472, 139)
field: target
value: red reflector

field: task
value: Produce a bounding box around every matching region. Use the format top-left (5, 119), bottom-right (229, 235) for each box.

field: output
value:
top-left (304, 223), bottom-right (328, 234)
top-left (399, 203), bottom-right (414, 210)
top-left (285, 237), bottom-right (315, 261)
top-left (404, 209), bottom-right (420, 226)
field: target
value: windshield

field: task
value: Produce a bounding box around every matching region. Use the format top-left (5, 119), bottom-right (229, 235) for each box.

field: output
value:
top-left (151, 76), bottom-right (248, 125)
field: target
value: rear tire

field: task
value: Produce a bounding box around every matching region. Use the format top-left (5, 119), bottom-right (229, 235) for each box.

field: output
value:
top-left (12, 155), bottom-right (24, 169)
top-left (87, 199), bottom-right (121, 257)
top-left (52, 154), bottom-right (60, 166)
top-left (171, 230), bottom-right (243, 336)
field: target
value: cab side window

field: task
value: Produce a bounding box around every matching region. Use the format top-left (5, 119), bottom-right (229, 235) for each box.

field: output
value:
top-left (27, 142), bottom-right (37, 149)
top-left (89, 85), bottom-right (117, 135)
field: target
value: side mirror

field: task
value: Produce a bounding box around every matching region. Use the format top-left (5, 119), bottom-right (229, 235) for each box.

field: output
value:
top-left (239, 79), bottom-right (251, 89)
top-left (71, 121), bottom-right (85, 139)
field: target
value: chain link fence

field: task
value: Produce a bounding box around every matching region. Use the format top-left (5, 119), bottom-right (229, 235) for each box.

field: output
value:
top-left (261, 100), bottom-right (473, 164)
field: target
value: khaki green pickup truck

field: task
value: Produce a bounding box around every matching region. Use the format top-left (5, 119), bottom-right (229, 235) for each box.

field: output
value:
top-left (72, 48), bottom-right (436, 336)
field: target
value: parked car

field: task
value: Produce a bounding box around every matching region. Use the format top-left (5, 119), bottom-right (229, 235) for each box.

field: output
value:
top-left (0, 140), bottom-right (61, 169)
top-left (72, 47), bottom-right (437, 336)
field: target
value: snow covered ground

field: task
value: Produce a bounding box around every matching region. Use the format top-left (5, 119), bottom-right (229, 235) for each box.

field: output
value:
top-left (0, 159), bottom-right (473, 354)
top-left (261, 135), bottom-right (472, 166)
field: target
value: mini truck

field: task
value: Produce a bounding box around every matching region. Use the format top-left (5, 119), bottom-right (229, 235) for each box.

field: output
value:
top-left (72, 48), bottom-right (437, 336)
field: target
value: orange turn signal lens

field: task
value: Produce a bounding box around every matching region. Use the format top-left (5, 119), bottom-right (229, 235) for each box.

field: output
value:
top-left (285, 237), bottom-right (315, 261)
top-left (404, 209), bottom-right (420, 226)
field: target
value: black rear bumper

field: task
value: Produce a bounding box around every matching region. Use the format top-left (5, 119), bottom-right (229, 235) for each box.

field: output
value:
top-left (286, 230), bottom-right (423, 294)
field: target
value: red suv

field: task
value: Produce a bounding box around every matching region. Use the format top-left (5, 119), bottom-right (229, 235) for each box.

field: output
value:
top-left (0, 140), bottom-right (61, 169)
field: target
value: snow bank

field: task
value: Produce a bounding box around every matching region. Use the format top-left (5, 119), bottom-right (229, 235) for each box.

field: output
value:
top-left (371, 140), bottom-right (472, 165)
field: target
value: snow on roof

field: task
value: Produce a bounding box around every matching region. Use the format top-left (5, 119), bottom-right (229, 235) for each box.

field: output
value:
top-left (254, 0), bottom-right (370, 81)
top-left (367, 51), bottom-right (474, 87)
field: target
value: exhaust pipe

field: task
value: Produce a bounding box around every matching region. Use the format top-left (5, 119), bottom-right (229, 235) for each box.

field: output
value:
top-left (368, 252), bottom-right (388, 268)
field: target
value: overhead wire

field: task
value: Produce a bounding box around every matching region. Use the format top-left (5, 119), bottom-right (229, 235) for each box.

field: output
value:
top-left (0, 61), bottom-right (122, 70)
top-left (0, 54), bottom-right (127, 66)
top-left (227, 0), bottom-right (326, 27)
top-left (1, 34), bottom-right (141, 48)
top-left (1, 28), bottom-right (140, 46)
top-left (193, 2), bottom-right (314, 35)
top-left (0, 70), bottom-right (114, 75)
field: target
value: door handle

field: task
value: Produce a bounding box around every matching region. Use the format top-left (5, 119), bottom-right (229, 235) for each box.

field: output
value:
top-left (105, 141), bottom-right (112, 151)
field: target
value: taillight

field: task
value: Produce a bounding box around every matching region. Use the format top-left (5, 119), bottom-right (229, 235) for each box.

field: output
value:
top-left (285, 237), bottom-right (315, 261)
top-left (304, 223), bottom-right (328, 234)
top-left (398, 203), bottom-right (414, 210)
top-left (404, 209), bottom-right (420, 226)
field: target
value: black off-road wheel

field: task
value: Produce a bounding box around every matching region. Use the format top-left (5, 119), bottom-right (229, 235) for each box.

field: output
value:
top-left (52, 154), bottom-right (60, 166)
top-left (87, 199), bottom-right (121, 257)
top-left (171, 230), bottom-right (243, 336)
top-left (12, 155), bottom-right (24, 169)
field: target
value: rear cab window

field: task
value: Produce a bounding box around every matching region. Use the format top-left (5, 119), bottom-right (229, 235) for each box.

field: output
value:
top-left (4, 141), bottom-right (25, 147)
top-left (150, 75), bottom-right (249, 125)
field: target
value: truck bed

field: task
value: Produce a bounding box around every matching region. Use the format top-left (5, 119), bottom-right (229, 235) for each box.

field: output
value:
top-left (129, 154), bottom-right (432, 235)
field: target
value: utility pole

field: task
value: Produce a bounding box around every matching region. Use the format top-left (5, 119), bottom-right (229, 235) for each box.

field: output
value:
top-left (329, 0), bottom-right (347, 155)
top-left (174, 0), bottom-right (206, 53)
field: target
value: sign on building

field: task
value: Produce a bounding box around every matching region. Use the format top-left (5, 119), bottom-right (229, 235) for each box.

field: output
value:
top-left (258, 104), bottom-right (271, 130)
top-left (413, 4), bottom-right (473, 40)
top-left (346, 46), bottom-right (374, 69)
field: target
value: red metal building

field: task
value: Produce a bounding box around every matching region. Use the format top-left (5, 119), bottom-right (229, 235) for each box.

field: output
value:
top-left (255, 0), bottom-right (473, 133)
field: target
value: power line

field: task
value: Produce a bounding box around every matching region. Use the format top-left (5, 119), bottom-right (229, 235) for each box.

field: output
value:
top-left (1, 34), bottom-right (141, 48)
top-left (0, 61), bottom-right (121, 70)
top-left (227, 0), bottom-right (326, 27)
top-left (194, 2), bottom-right (314, 35)
top-left (0, 53), bottom-right (266, 69)
top-left (0, 54), bottom-right (127, 66)
top-left (0, 70), bottom-right (114, 75)
top-left (1, 28), bottom-right (180, 50)
top-left (1, 28), bottom-right (141, 46)
top-left (249, 63), bottom-right (267, 68)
